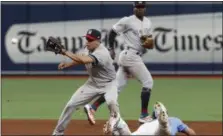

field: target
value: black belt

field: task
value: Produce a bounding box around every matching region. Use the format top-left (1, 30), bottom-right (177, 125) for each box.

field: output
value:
top-left (126, 47), bottom-right (141, 56)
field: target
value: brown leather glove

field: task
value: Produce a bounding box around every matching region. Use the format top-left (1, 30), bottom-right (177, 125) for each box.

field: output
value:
top-left (140, 35), bottom-right (154, 49)
top-left (46, 37), bottom-right (65, 54)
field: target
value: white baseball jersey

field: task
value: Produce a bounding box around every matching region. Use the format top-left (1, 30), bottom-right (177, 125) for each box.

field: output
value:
top-left (112, 15), bottom-right (153, 53)
top-left (84, 44), bottom-right (116, 87)
top-left (131, 119), bottom-right (159, 135)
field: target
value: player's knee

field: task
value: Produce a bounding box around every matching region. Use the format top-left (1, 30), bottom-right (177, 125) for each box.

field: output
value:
top-left (141, 78), bottom-right (153, 89)
top-left (66, 100), bottom-right (78, 109)
top-left (142, 79), bottom-right (153, 89)
top-left (106, 99), bottom-right (117, 106)
top-left (106, 100), bottom-right (120, 116)
top-left (141, 87), bottom-right (151, 93)
top-left (117, 85), bottom-right (124, 93)
top-left (117, 81), bottom-right (127, 93)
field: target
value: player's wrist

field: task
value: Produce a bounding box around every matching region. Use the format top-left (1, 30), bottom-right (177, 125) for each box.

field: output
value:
top-left (61, 49), bottom-right (67, 55)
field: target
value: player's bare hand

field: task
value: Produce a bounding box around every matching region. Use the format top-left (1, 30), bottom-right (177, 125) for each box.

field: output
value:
top-left (58, 62), bottom-right (66, 70)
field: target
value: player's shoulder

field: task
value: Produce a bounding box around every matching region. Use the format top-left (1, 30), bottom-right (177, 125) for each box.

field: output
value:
top-left (94, 44), bottom-right (109, 55)
top-left (119, 15), bottom-right (132, 21)
top-left (127, 15), bottom-right (140, 20)
top-left (144, 17), bottom-right (152, 23)
top-left (144, 16), bottom-right (151, 20)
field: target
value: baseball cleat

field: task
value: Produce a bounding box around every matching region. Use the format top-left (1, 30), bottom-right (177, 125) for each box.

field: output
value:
top-left (138, 115), bottom-right (153, 124)
top-left (154, 102), bottom-right (168, 128)
top-left (155, 101), bottom-right (170, 135)
top-left (84, 104), bottom-right (96, 125)
top-left (158, 109), bottom-right (168, 127)
top-left (52, 130), bottom-right (64, 136)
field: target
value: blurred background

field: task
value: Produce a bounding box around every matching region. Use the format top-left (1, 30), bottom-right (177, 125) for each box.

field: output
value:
top-left (2, 1), bottom-right (222, 75)
top-left (1, 0), bottom-right (222, 126)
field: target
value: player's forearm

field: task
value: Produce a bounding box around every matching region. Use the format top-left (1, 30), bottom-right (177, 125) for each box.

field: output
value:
top-left (187, 128), bottom-right (196, 135)
top-left (64, 51), bottom-right (93, 64)
top-left (184, 128), bottom-right (196, 136)
top-left (108, 29), bottom-right (117, 49)
top-left (65, 61), bottom-right (79, 68)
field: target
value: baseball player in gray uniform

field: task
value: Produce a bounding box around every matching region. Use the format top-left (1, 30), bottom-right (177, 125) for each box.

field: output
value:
top-left (84, 1), bottom-right (154, 124)
top-left (52, 29), bottom-right (123, 136)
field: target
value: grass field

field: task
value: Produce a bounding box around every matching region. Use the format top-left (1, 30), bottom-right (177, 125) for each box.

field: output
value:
top-left (2, 77), bottom-right (222, 121)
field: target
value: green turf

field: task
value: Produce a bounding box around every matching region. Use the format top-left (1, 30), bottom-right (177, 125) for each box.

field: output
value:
top-left (2, 78), bottom-right (222, 121)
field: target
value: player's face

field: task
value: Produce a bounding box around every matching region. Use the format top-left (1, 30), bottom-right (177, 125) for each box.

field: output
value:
top-left (86, 38), bottom-right (99, 51)
top-left (134, 6), bottom-right (146, 17)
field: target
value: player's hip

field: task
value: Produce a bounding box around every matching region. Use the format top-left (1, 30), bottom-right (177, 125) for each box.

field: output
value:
top-left (85, 77), bottom-right (117, 89)
top-left (118, 50), bottom-right (144, 67)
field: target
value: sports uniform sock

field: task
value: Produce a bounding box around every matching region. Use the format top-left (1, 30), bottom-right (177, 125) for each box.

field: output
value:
top-left (140, 88), bottom-right (151, 117)
top-left (91, 95), bottom-right (106, 111)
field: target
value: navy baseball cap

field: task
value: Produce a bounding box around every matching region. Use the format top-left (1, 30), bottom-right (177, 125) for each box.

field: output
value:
top-left (133, 1), bottom-right (146, 8)
top-left (84, 29), bottom-right (101, 41)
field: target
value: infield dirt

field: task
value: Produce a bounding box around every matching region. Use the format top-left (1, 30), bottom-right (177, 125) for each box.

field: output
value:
top-left (2, 120), bottom-right (222, 135)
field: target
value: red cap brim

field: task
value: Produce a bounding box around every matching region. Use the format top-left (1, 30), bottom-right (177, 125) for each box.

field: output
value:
top-left (84, 34), bottom-right (97, 40)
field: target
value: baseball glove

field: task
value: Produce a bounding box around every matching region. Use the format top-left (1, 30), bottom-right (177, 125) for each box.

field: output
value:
top-left (45, 37), bottom-right (65, 54)
top-left (140, 35), bottom-right (153, 49)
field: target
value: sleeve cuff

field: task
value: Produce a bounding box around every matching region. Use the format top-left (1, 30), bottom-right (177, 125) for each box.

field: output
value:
top-left (88, 54), bottom-right (98, 65)
top-left (112, 27), bottom-right (120, 35)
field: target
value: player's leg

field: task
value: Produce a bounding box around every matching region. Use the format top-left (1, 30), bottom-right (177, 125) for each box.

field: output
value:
top-left (128, 62), bottom-right (154, 123)
top-left (103, 117), bottom-right (132, 135)
top-left (154, 102), bottom-right (171, 135)
top-left (52, 84), bottom-right (97, 135)
top-left (116, 66), bottom-right (128, 93)
top-left (84, 66), bottom-right (128, 125)
top-left (89, 66), bottom-right (127, 111)
top-left (102, 80), bottom-right (125, 134)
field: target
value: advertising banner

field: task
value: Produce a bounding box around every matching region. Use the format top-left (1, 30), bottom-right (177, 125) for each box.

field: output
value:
top-left (2, 3), bottom-right (222, 75)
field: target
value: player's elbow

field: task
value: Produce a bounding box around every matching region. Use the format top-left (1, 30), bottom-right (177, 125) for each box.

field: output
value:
top-left (80, 56), bottom-right (95, 64)
top-left (79, 58), bottom-right (91, 64)
top-left (69, 56), bottom-right (82, 64)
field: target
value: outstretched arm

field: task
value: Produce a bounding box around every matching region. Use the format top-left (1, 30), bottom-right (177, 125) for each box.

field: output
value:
top-left (177, 118), bottom-right (196, 136)
top-left (58, 61), bottom-right (79, 70)
top-left (183, 127), bottom-right (196, 135)
top-left (62, 49), bottom-right (95, 64)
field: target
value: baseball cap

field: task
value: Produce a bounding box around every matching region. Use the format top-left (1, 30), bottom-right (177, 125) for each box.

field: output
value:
top-left (84, 29), bottom-right (101, 41)
top-left (133, 1), bottom-right (146, 8)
